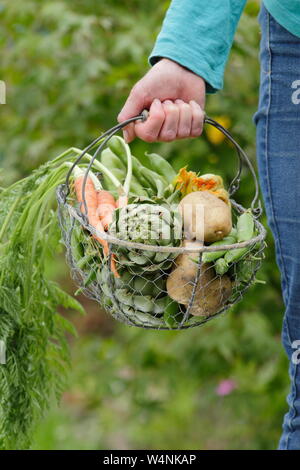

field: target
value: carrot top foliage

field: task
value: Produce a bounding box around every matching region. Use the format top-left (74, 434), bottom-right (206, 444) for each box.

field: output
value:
top-left (0, 151), bottom-right (85, 449)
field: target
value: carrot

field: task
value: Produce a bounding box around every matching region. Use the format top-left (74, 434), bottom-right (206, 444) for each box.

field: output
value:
top-left (74, 174), bottom-right (119, 277)
top-left (97, 190), bottom-right (116, 230)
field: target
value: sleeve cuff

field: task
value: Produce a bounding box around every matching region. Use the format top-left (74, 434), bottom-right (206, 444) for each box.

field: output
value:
top-left (148, 46), bottom-right (224, 94)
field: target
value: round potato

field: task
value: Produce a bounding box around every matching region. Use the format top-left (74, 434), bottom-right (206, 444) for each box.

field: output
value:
top-left (167, 240), bottom-right (215, 305)
top-left (179, 191), bottom-right (232, 242)
top-left (189, 274), bottom-right (232, 316)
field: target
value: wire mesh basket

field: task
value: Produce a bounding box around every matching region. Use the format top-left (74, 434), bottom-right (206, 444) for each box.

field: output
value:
top-left (56, 112), bottom-right (267, 330)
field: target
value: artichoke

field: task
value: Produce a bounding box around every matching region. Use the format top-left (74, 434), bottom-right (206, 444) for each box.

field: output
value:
top-left (109, 196), bottom-right (181, 272)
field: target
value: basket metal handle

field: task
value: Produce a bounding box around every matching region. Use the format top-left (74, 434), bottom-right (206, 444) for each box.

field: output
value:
top-left (64, 109), bottom-right (262, 219)
top-left (203, 116), bottom-right (262, 218)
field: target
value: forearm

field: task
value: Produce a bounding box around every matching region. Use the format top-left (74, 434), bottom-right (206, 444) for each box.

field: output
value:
top-left (149, 0), bottom-right (247, 93)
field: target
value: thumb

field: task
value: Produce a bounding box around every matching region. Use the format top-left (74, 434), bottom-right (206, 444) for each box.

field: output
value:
top-left (118, 85), bottom-right (151, 143)
top-left (117, 85), bottom-right (148, 123)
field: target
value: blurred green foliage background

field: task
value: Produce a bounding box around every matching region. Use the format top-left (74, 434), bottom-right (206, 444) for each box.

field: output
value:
top-left (0, 0), bottom-right (289, 450)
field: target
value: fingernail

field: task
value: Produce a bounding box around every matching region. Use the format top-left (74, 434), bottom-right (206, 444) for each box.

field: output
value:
top-left (123, 130), bottom-right (129, 142)
top-left (153, 98), bottom-right (160, 106)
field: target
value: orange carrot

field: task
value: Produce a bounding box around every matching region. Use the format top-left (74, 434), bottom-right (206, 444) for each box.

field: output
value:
top-left (74, 175), bottom-right (119, 277)
top-left (97, 190), bottom-right (116, 230)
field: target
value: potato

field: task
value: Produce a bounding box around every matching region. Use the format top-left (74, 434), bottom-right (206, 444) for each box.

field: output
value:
top-left (189, 275), bottom-right (232, 317)
top-left (166, 240), bottom-right (215, 305)
top-left (179, 191), bottom-right (232, 242)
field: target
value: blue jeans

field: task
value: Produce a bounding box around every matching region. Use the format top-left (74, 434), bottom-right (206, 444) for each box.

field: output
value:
top-left (254, 4), bottom-right (300, 450)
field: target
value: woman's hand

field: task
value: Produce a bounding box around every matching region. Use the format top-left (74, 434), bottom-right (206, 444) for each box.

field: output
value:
top-left (117, 58), bottom-right (206, 143)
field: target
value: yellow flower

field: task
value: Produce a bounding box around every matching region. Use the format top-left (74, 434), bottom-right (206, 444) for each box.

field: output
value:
top-left (173, 168), bottom-right (228, 200)
top-left (173, 167), bottom-right (198, 196)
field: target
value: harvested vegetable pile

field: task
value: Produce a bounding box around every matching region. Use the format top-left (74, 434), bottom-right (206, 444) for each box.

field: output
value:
top-left (57, 136), bottom-right (265, 330)
top-left (0, 134), bottom-right (265, 448)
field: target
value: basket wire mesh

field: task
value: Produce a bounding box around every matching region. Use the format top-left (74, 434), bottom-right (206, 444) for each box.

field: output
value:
top-left (56, 113), bottom-right (267, 330)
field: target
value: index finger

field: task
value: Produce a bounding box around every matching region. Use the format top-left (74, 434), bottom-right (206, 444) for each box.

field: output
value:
top-left (133, 99), bottom-right (165, 143)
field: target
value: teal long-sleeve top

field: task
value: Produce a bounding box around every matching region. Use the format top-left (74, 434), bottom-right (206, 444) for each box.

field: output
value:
top-left (148, 1), bottom-right (300, 93)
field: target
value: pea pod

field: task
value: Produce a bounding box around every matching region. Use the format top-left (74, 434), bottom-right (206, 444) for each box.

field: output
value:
top-left (235, 261), bottom-right (254, 284)
top-left (101, 148), bottom-right (126, 172)
top-left (102, 167), bottom-right (124, 193)
top-left (215, 258), bottom-right (230, 275)
top-left (108, 136), bottom-right (129, 163)
top-left (142, 151), bottom-right (176, 183)
top-left (101, 148), bottom-right (150, 196)
top-left (108, 138), bottom-right (149, 187)
top-left (131, 156), bottom-right (155, 189)
top-left (224, 245), bottom-right (252, 265)
top-left (131, 153), bottom-right (168, 194)
top-left (237, 211), bottom-right (254, 242)
top-left (142, 167), bottom-right (168, 196)
top-left (223, 212), bottom-right (255, 265)
top-left (202, 230), bottom-right (237, 263)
